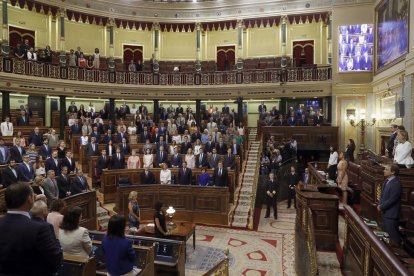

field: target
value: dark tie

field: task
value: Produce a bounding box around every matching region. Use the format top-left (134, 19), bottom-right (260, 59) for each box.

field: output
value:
top-left (7, 122), bottom-right (9, 130)
top-left (219, 169), bottom-right (222, 176)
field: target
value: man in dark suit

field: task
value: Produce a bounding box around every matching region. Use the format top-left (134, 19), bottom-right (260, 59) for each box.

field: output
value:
top-left (170, 147), bottom-right (182, 168)
top-left (230, 139), bottom-right (242, 160)
top-left (175, 103), bottom-right (184, 116)
top-left (223, 148), bottom-right (236, 170)
top-left (313, 111), bottom-right (324, 126)
top-left (386, 124), bottom-right (398, 158)
top-left (296, 114), bottom-right (308, 126)
top-left (70, 119), bottom-right (82, 135)
top-left (139, 103), bottom-right (148, 115)
top-left (61, 150), bottom-right (76, 174)
top-left (265, 172), bottom-right (278, 219)
top-left (302, 168), bottom-right (310, 185)
top-left (209, 148), bottom-right (220, 169)
top-left (177, 161), bottom-right (192, 185)
top-left (17, 155), bottom-right (34, 182)
top-left (10, 138), bottom-right (26, 163)
top-left (287, 166), bottom-right (299, 208)
top-left (0, 139), bottom-right (10, 165)
top-left (70, 169), bottom-right (89, 195)
top-left (96, 149), bottom-right (110, 177)
top-left (105, 121), bottom-right (117, 134)
top-left (140, 167), bottom-right (155, 184)
top-left (215, 137), bottom-right (227, 155)
top-left (56, 166), bottom-right (71, 198)
top-left (111, 148), bottom-right (125, 170)
top-left (119, 138), bottom-right (131, 155)
top-left (28, 127), bottom-right (43, 146)
top-left (86, 137), bottom-right (100, 158)
top-left (16, 110), bottom-right (29, 126)
top-left (156, 136), bottom-right (168, 151)
top-left (118, 127), bottom-right (128, 143)
top-left (195, 148), bottom-right (209, 169)
top-left (38, 138), bottom-right (52, 159)
top-left (0, 183), bottom-right (63, 275)
top-left (68, 101), bottom-right (78, 113)
top-left (274, 114), bottom-right (284, 126)
top-left (204, 135), bottom-right (216, 153)
top-left (90, 126), bottom-right (101, 141)
top-left (156, 146), bottom-right (168, 168)
top-left (140, 126), bottom-right (151, 143)
top-left (258, 102), bottom-right (267, 113)
top-left (180, 136), bottom-right (192, 155)
top-left (45, 150), bottom-right (61, 176)
top-left (377, 164), bottom-right (402, 244)
top-left (1, 160), bottom-right (19, 189)
top-left (213, 162), bottom-right (228, 187)
top-left (191, 128), bottom-right (202, 143)
top-left (222, 103), bottom-right (230, 114)
top-left (102, 129), bottom-right (117, 144)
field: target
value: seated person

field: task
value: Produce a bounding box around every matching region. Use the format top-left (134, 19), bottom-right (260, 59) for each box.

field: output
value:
top-left (198, 168), bottom-right (211, 186)
top-left (394, 130), bottom-right (414, 167)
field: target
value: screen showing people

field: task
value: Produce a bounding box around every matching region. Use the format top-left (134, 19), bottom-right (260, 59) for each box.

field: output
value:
top-left (338, 24), bottom-right (373, 72)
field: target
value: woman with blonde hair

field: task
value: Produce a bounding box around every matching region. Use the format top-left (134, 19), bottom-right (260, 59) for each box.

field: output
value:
top-left (185, 148), bottom-right (196, 169)
top-left (127, 149), bottom-right (141, 169)
top-left (394, 130), bottom-right (414, 167)
top-left (128, 191), bottom-right (140, 230)
top-left (13, 131), bottom-right (26, 147)
top-left (27, 143), bottom-right (38, 162)
top-left (336, 151), bottom-right (349, 204)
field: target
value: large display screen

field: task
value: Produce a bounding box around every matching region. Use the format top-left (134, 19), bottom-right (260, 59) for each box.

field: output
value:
top-left (338, 24), bottom-right (374, 72)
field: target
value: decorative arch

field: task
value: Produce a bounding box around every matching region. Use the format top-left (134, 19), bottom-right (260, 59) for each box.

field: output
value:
top-left (123, 44), bottom-right (143, 65)
top-left (292, 40), bottom-right (314, 67)
top-left (216, 45), bottom-right (235, 71)
top-left (9, 26), bottom-right (35, 49)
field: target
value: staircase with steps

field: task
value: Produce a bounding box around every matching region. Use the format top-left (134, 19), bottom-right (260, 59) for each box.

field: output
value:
top-left (230, 128), bottom-right (259, 229)
top-left (96, 199), bottom-right (111, 231)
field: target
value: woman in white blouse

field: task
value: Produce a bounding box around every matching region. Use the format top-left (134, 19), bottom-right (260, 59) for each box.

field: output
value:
top-left (127, 149), bottom-right (141, 169)
top-left (127, 121), bottom-right (137, 135)
top-left (171, 130), bottom-right (182, 145)
top-left (169, 140), bottom-right (178, 155)
top-left (193, 139), bottom-right (202, 155)
top-left (159, 163), bottom-right (171, 184)
top-left (185, 148), bottom-right (196, 169)
top-left (80, 132), bottom-right (89, 146)
top-left (394, 130), bottom-right (414, 167)
top-left (143, 148), bottom-right (154, 168)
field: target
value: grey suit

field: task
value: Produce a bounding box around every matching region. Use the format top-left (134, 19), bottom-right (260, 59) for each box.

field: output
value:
top-left (43, 178), bottom-right (59, 204)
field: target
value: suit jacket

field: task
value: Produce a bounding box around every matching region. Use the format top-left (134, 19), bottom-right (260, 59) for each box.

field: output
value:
top-left (140, 131), bottom-right (151, 143)
top-left (0, 121), bottom-right (13, 136)
top-left (140, 171), bottom-right (155, 184)
top-left (177, 168), bottom-right (192, 185)
top-left (16, 115), bottom-right (29, 126)
top-left (38, 144), bottom-right (53, 159)
top-left (287, 117), bottom-right (296, 126)
top-left (0, 213), bottom-right (63, 276)
top-left (213, 168), bottom-right (228, 187)
top-left (223, 154), bottom-right (236, 170)
top-left (18, 162), bottom-right (34, 182)
top-left (119, 143), bottom-right (131, 155)
top-left (111, 153), bottom-right (125, 170)
top-left (102, 134), bottom-right (117, 144)
top-left (45, 158), bottom-right (61, 176)
top-left (313, 115), bottom-right (324, 126)
top-left (118, 132), bottom-right (128, 143)
top-left (222, 106), bottom-right (230, 114)
top-left (215, 143), bottom-right (227, 155)
top-left (191, 132), bottom-right (202, 143)
top-left (56, 174), bottom-right (71, 198)
top-left (10, 145), bottom-right (26, 163)
top-left (258, 104), bottom-right (267, 113)
top-left (96, 155), bottom-right (110, 175)
top-left (61, 157), bottom-right (76, 173)
top-left (209, 154), bottom-right (220, 169)
top-left (170, 154), bottom-right (182, 168)
top-left (180, 142), bottom-right (192, 154)
top-left (1, 166), bottom-right (19, 188)
top-left (156, 141), bottom-right (168, 151)
top-left (302, 173), bottom-right (310, 185)
top-left (28, 133), bottom-right (43, 146)
top-left (387, 132), bottom-right (397, 156)
top-left (266, 180), bottom-right (278, 200)
top-left (0, 146), bottom-right (10, 165)
top-left (155, 151), bottom-right (168, 167)
top-left (288, 173), bottom-right (300, 188)
top-left (195, 153), bottom-right (208, 168)
top-left (70, 176), bottom-right (88, 195)
top-left (86, 143), bottom-right (100, 157)
top-left (379, 177), bottom-right (402, 219)
top-left (70, 124), bottom-right (82, 135)
top-left (43, 178), bottom-right (59, 203)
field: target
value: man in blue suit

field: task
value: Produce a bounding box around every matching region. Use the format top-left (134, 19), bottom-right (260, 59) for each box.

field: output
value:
top-left (377, 164), bottom-right (402, 244)
top-left (0, 138), bottom-right (10, 165)
top-left (0, 183), bottom-right (63, 275)
top-left (70, 119), bottom-right (82, 135)
top-left (18, 154), bottom-right (35, 183)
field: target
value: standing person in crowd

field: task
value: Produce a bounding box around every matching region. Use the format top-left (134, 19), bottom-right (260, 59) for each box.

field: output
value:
top-left (345, 138), bottom-right (356, 162)
top-left (393, 130), bottom-right (414, 168)
top-left (43, 170), bottom-right (59, 206)
top-left (127, 149), bottom-right (141, 169)
top-left (336, 152), bottom-right (349, 204)
top-left (1, 160), bottom-right (18, 188)
top-left (47, 199), bottom-right (66, 238)
top-left (26, 143), bottom-right (38, 162)
top-left (386, 124), bottom-right (398, 158)
top-left (143, 148), bottom-right (154, 168)
top-left (128, 60), bottom-right (136, 72)
top-left (265, 172), bottom-right (278, 219)
top-left (128, 191), bottom-right (140, 230)
top-left (213, 161), bottom-right (228, 187)
top-left (13, 131), bottom-right (26, 147)
top-left (68, 49), bottom-right (77, 66)
top-left (178, 161), bottom-right (192, 185)
top-left (185, 148), bottom-right (196, 169)
top-left (56, 166), bottom-right (71, 198)
top-left (327, 145), bottom-right (338, 180)
top-left (59, 206), bottom-right (92, 257)
top-left (0, 183), bottom-right (63, 275)
top-left (57, 140), bottom-right (67, 159)
top-left (140, 167), bottom-right (155, 184)
top-left (377, 164), bottom-right (402, 244)
top-left (160, 163), bottom-right (171, 185)
top-left (302, 167), bottom-right (310, 185)
top-left (18, 154), bottom-right (34, 183)
top-left (0, 116), bottom-right (13, 136)
top-left (48, 129), bottom-right (60, 149)
top-left (33, 156), bottom-right (46, 177)
top-left (154, 201), bottom-right (169, 238)
top-left (92, 48), bottom-right (100, 69)
top-left (102, 215), bottom-right (139, 276)
top-left (287, 166), bottom-right (299, 209)
top-left (198, 168), bottom-right (211, 186)
top-left (70, 169), bottom-right (89, 195)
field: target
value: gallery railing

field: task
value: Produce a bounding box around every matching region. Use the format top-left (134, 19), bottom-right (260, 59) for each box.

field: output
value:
top-left (0, 56), bottom-right (331, 86)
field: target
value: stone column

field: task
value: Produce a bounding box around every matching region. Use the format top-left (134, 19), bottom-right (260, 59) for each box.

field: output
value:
top-left (195, 23), bottom-right (201, 72)
top-left (281, 16), bottom-right (287, 68)
top-left (152, 23), bottom-right (160, 73)
top-left (108, 18), bottom-right (115, 71)
top-left (59, 96), bottom-right (66, 139)
top-left (327, 12), bottom-right (332, 65)
top-left (1, 0), bottom-right (9, 55)
top-left (153, 99), bottom-right (159, 123)
top-left (195, 100), bottom-right (201, 125)
top-left (237, 97), bottom-right (243, 125)
top-left (1, 91), bottom-right (10, 120)
top-left (59, 9), bottom-right (66, 66)
top-left (236, 19), bottom-right (244, 70)
top-left (109, 98), bottom-right (116, 124)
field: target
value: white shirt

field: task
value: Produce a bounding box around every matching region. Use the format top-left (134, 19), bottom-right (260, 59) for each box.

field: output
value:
top-left (237, 127), bottom-right (245, 136)
top-left (394, 141), bottom-right (414, 166)
top-left (27, 52), bottom-right (37, 61)
top-left (127, 126), bottom-right (137, 135)
top-left (0, 121), bottom-right (13, 136)
top-left (328, 151), bottom-right (338, 166)
top-left (160, 169), bottom-right (171, 184)
top-left (80, 136), bottom-right (89, 145)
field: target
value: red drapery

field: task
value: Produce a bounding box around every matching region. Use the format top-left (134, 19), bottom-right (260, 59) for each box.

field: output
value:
top-left (9, 26), bottom-right (35, 49)
top-left (292, 40), bottom-right (314, 67)
top-left (123, 45), bottom-right (143, 64)
top-left (216, 46), bottom-right (235, 71)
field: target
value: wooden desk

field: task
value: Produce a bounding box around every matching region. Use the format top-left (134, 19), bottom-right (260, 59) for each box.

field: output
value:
top-left (63, 191), bottom-right (97, 230)
top-left (343, 205), bottom-right (412, 275)
top-left (144, 221), bottom-right (196, 250)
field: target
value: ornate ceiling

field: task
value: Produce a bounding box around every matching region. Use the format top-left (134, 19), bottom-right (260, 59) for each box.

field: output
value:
top-left (36, 0), bottom-right (374, 22)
